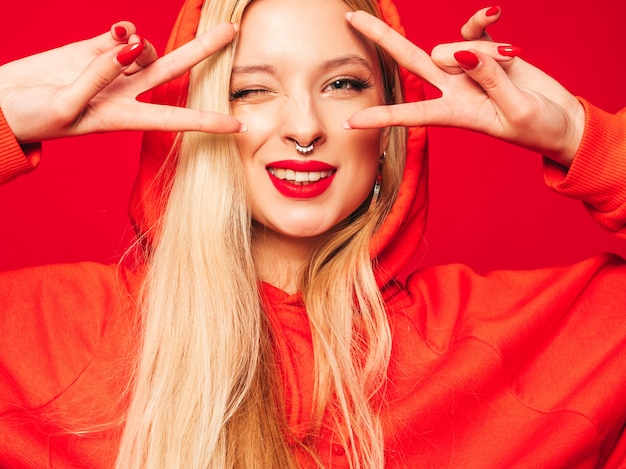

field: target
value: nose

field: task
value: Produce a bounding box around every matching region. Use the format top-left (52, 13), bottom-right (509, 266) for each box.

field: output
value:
top-left (281, 94), bottom-right (326, 154)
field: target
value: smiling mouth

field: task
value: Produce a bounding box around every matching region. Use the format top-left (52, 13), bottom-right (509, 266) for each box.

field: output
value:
top-left (267, 167), bottom-right (336, 185)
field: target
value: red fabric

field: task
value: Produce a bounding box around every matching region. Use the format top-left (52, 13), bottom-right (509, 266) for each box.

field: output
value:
top-left (544, 98), bottom-right (626, 238)
top-left (1, 0), bottom-right (626, 467)
top-left (0, 109), bottom-right (40, 185)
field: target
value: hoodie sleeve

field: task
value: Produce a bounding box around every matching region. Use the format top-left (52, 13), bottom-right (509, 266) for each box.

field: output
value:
top-left (544, 98), bottom-right (626, 238)
top-left (0, 108), bottom-right (41, 184)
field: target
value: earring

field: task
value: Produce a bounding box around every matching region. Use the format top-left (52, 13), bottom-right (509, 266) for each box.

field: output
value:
top-left (372, 151), bottom-right (386, 202)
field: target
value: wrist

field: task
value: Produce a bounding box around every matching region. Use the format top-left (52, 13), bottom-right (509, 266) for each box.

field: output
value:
top-left (549, 99), bottom-right (586, 168)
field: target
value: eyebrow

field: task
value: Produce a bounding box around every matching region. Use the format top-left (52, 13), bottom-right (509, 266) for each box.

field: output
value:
top-left (318, 55), bottom-right (375, 74)
top-left (231, 64), bottom-right (278, 76)
top-left (231, 54), bottom-right (375, 76)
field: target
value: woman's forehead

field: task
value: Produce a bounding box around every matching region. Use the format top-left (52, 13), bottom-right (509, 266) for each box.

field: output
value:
top-left (235, 0), bottom-right (376, 65)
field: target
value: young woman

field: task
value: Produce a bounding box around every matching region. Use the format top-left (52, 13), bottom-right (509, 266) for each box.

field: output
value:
top-left (1, 0), bottom-right (624, 467)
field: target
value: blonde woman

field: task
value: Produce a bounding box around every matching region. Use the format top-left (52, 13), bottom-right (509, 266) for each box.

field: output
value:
top-left (1, 0), bottom-right (625, 468)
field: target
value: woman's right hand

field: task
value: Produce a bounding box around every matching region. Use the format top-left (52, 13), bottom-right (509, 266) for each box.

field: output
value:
top-left (0, 21), bottom-right (244, 143)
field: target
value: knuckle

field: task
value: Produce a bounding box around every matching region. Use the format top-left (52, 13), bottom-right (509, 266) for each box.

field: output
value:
top-left (430, 45), bottom-right (447, 66)
top-left (406, 46), bottom-right (427, 67)
top-left (50, 100), bottom-right (79, 126)
top-left (477, 72), bottom-right (500, 92)
top-left (504, 99), bottom-right (539, 127)
top-left (92, 71), bottom-right (114, 91)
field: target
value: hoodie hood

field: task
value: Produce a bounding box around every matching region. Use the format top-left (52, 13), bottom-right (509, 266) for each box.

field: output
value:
top-left (130, 0), bottom-right (428, 287)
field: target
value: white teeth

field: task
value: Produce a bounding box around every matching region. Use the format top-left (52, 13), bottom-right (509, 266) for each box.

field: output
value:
top-left (268, 167), bottom-right (333, 183)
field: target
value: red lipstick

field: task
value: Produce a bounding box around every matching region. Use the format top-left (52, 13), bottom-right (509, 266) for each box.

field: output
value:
top-left (266, 160), bottom-right (336, 199)
top-left (267, 160), bottom-right (336, 172)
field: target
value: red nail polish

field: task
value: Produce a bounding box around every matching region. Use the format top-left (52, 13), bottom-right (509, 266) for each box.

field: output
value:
top-left (114, 26), bottom-right (127, 38)
top-left (486, 6), bottom-right (501, 16)
top-left (116, 42), bottom-right (144, 66)
top-left (454, 50), bottom-right (479, 70)
top-left (497, 45), bottom-right (522, 57)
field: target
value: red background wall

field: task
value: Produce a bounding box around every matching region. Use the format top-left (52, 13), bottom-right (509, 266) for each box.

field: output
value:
top-left (1, 0), bottom-right (625, 273)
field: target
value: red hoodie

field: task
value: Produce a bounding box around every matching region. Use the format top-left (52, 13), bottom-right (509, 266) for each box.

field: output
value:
top-left (1, 0), bottom-right (626, 467)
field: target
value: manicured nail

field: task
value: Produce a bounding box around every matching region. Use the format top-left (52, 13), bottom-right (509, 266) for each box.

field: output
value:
top-left (116, 41), bottom-right (145, 66)
top-left (497, 45), bottom-right (522, 57)
top-left (486, 6), bottom-right (500, 16)
top-left (454, 50), bottom-right (479, 70)
top-left (114, 26), bottom-right (127, 38)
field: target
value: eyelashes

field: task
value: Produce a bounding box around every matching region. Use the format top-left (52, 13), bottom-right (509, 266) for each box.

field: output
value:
top-left (229, 77), bottom-right (373, 102)
top-left (229, 88), bottom-right (267, 101)
top-left (325, 77), bottom-right (372, 92)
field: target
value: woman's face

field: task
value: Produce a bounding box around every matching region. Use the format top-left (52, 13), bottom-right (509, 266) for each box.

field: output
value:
top-left (231, 0), bottom-right (388, 242)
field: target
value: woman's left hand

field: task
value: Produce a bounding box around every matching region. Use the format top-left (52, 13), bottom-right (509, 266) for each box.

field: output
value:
top-left (344, 9), bottom-right (585, 167)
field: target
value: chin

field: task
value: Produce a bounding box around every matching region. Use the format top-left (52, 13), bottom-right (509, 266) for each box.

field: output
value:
top-left (278, 223), bottom-right (334, 240)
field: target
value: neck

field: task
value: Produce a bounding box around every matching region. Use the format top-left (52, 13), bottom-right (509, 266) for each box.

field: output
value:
top-left (252, 222), bottom-right (324, 294)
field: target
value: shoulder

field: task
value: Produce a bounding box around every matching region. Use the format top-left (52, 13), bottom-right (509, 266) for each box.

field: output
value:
top-left (391, 255), bottom-right (626, 440)
top-left (0, 261), bottom-right (142, 410)
top-left (401, 253), bottom-right (625, 321)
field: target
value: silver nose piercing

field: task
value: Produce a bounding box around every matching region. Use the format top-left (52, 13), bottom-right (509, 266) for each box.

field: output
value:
top-left (295, 141), bottom-right (315, 154)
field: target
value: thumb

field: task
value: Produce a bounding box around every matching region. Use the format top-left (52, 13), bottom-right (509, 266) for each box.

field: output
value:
top-left (62, 39), bottom-right (145, 112)
top-left (453, 49), bottom-right (524, 119)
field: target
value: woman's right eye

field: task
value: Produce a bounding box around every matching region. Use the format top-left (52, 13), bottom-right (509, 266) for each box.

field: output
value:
top-left (229, 88), bottom-right (269, 101)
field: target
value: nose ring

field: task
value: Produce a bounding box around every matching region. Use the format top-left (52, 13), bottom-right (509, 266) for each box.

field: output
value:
top-left (295, 140), bottom-right (315, 154)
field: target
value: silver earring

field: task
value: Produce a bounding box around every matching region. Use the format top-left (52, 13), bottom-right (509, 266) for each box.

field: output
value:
top-left (372, 152), bottom-right (386, 202)
top-left (373, 171), bottom-right (382, 200)
top-left (295, 141), bottom-right (315, 154)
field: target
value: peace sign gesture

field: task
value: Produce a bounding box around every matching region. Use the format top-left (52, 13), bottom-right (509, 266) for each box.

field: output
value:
top-left (344, 9), bottom-right (585, 167)
top-left (0, 21), bottom-right (245, 144)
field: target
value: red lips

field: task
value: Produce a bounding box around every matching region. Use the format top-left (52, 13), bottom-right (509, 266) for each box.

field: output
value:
top-left (266, 160), bottom-right (337, 199)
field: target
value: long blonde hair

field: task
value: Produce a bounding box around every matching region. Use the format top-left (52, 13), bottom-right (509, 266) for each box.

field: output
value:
top-left (116, 0), bottom-right (406, 467)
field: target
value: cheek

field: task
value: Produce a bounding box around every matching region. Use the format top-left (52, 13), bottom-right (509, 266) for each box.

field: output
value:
top-left (232, 106), bottom-right (277, 161)
top-left (335, 128), bottom-right (383, 212)
top-left (344, 128), bottom-right (384, 168)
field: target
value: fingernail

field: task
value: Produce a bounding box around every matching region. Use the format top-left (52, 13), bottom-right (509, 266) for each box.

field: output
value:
top-left (231, 22), bottom-right (239, 33)
top-left (486, 6), bottom-right (500, 16)
top-left (114, 26), bottom-right (127, 38)
top-left (345, 11), bottom-right (353, 21)
top-left (497, 45), bottom-right (522, 57)
top-left (454, 50), bottom-right (479, 70)
top-left (342, 120), bottom-right (353, 130)
top-left (239, 123), bottom-right (248, 133)
top-left (116, 41), bottom-right (145, 66)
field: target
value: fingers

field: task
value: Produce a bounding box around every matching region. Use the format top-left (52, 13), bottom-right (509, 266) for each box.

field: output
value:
top-left (431, 41), bottom-right (521, 74)
top-left (345, 10), bottom-right (448, 87)
top-left (110, 21), bottom-right (137, 43)
top-left (57, 21), bottom-right (244, 135)
top-left (135, 22), bottom-right (238, 92)
top-left (124, 35), bottom-right (158, 74)
top-left (122, 104), bottom-right (246, 134)
top-left (453, 49), bottom-right (528, 133)
top-left (460, 6), bottom-right (500, 41)
top-left (57, 39), bottom-right (145, 125)
top-left (109, 22), bottom-right (158, 73)
top-left (345, 101), bottom-right (455, 129)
